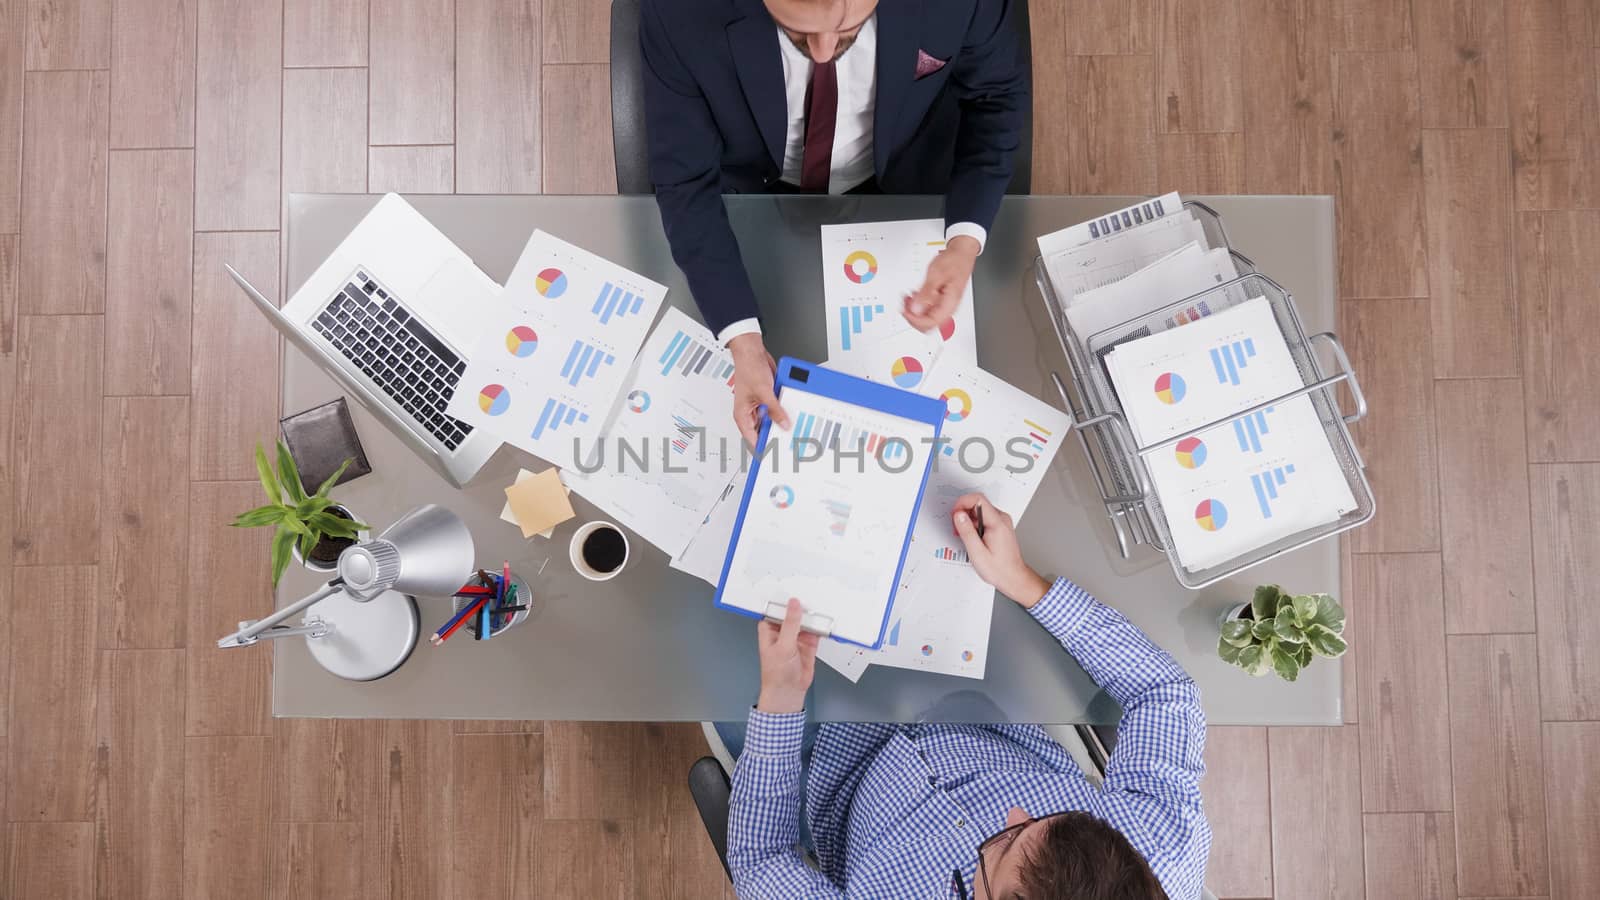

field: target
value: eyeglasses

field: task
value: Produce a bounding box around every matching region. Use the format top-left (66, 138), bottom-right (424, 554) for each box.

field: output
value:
top-left (950, 812), bottom-right (1073, 900)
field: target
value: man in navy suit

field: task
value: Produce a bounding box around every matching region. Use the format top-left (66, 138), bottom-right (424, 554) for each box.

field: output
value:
top-left (641, 0), bottom-right (1028, 443)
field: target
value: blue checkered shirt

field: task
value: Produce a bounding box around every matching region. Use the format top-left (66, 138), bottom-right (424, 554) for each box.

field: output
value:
top-left (727, 578), bottom-right (1210, 899)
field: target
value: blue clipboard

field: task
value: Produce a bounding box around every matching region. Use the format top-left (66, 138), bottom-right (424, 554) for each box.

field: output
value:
top-left (713, 357), bottom-right (947, 649)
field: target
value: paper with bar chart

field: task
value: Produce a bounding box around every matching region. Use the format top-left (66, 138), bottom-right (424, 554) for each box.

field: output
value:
top-left (562, 308), bottom-right (742, 558)
top-left (820, 219), bottom-right (978, 369)
top-left (445, 230), bottom-right (666, 468)
top-left (718, 387), bottom-right (935, 646)
top-left (1104, 297), bottom-right (1356, 569)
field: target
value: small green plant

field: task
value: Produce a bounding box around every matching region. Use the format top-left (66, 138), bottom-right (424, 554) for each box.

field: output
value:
top-left (1218, 585), bottom-right (1347, 682)
top-left (232, 441), bottom-right (368, 585)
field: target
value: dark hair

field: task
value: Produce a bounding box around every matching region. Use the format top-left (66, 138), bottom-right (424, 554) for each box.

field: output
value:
top-left (1013, 812), bottom-right (1168, 899)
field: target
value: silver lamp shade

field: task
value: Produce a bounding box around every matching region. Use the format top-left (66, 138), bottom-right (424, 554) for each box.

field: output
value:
top-left (337, 504), bottom-right (476, 600)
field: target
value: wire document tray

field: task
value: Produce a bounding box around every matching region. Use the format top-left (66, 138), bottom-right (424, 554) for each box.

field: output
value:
top-left (1036, 203), bottom-right (1374, 589)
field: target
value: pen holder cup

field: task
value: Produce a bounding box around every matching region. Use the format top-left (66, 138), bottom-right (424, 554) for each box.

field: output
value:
top-left (452, 571), bottom-right (531, 638)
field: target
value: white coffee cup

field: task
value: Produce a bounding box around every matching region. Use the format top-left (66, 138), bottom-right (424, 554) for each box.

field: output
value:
top-left (569, 521), bottom-right (629, 581)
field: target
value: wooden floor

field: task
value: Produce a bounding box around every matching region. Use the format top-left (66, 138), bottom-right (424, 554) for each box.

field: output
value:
top-left (2, 0), bottom-right (1598, 897)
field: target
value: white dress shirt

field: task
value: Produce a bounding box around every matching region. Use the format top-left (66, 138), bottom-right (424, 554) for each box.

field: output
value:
top-left (717, 14), bottom-right (987, 346)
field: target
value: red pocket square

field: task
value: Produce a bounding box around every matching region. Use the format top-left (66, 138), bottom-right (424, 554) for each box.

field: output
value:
top-left (915, 49), bottom-right (947, 79)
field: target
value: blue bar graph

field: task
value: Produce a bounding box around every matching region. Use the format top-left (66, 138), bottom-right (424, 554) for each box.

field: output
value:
top-left (1231, 406), bottom-right (1275, 453)
top-left (1249, 464), bottom-right (1297, 518)
top-left (792, 411), bottom-right (906, 460)
top-left (657, 330), bottom-right (736, 383)
top-left (559, 340), bottom-right (616, 387)
top-left (1209, 337), bottom-right (1258, 386)
top-left (531, 398), bottom-right (591, 440)
top-left (591, 282), bottom-right (648, 325)
top-left (886, 619), bottom-right (901, 646)
top-left (838, 303), bottom-right (886, 351)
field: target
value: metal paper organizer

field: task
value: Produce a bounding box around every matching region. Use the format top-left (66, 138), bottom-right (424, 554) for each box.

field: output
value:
top-left (1035, 202), bottom-right (1376, 589)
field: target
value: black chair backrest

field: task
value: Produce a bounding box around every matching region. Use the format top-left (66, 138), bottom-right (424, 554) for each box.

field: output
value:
top-left (610, 0), bottom-right (652, 195)
top-left (609, 0), bottom-right (1033, 196)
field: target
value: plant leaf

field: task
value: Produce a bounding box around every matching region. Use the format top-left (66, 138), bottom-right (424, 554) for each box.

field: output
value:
top-left (1251, 617), bottom-right (1275, 641)
top-left (1251, 585), bottom-right (1281, 622)
top-left (1275, 590), bottom-right (1297, 619)
top-left (276, 441), bottom-right (308, 504)
top-left (1270, 643), bottom-right (1301, 681)
top-left (1305, 624), bottom-right (1349, 658)
top-left (1273, 616), bottom-right (1306, 644)
top-left (1238, 644), bottom-right (1265, 675)
top-left (1221, 619), bottom-right (1255, 647)
top-left (1218, 637), bottom-right (1245, 664)
top-left (1292, 594), bottom-right (1319, 628)
top-left (270, 529), bottom-right (295, 585)
top-left (296, 495), bottom-right (334, 519)
top-left (314, 457), bottom-right (355, 498)
top-left (1295, 642), bottom-right (1313, 667)
top-left (298, 530), bottom-right (319, 560)
top-left (231, 505), bottom-right (284, 528)
top-left (277, 515), bottom-right (310, 536)
top-left (309, 511), bottom-right (361, 539)
top-left (254, 444), bottom-right (282, 506)
top-left (1309, 593), bottom-right (1346, 635)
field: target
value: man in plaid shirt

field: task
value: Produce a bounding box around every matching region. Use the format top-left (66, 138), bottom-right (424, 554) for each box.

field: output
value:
top-left (726, 493), bottom-right (1211, 898)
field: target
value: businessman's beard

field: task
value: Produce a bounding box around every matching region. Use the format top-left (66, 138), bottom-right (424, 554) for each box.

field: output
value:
top-left (787, 32), bottom-right (861, 62)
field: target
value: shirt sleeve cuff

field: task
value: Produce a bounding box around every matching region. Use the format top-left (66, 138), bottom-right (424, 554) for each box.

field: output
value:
top-left (745, 707), bottom-right (807, 756)
top-left (717, 318), bottom-right (763, 347)
top-left (945, 222), bottom-right (988, 255)
top-left (1028, 577), bottom-right (1097, 642)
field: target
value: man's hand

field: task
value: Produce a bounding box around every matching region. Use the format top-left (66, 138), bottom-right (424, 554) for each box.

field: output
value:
top-left (951, 493), bottom-right (1051, 608)
top-left (728, 333), bottom-right (792, 449)
top-left (903, 234), bottom-right (979, 332)
top-left (756, 598), bottom-right (820, 714)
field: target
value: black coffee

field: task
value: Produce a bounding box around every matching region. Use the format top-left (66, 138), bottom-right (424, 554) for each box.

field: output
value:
top-left (581, 526), bottom-right (628, 573)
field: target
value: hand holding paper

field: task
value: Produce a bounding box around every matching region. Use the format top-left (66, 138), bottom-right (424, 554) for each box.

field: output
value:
top-left (756, 598), bottom-right (820, 714)
top-left (951, 494), bottom-right (1050, 609)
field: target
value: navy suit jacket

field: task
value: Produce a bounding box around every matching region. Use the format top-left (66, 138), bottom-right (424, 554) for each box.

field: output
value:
top-left (640, 0), bottom-right (1028, 336)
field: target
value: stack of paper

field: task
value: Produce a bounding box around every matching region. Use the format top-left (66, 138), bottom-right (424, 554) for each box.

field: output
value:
top-left (1103, 297), bottom-right (1356, 570)
top-left (562, 308), bottom-right (746, 559)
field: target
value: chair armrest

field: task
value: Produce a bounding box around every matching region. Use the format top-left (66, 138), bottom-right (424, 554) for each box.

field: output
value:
top-left (688, 756), bottom-right (734, 881)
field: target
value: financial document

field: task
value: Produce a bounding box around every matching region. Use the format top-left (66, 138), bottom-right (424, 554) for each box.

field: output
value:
top-left (445, 230), bottom-right (666, 469)
top-left (821, 218), bottom-right (978, 369)
top-left (562, 308), bottom-right (744, 559)
top-left (1105, 297), bottom-right (1357, 570)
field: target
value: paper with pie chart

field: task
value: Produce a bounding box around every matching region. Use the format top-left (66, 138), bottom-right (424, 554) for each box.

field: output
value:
top-left (560, 307), bottom-right (743, 559)
top-left (1103, 296), bottom-right (1356, 570)
top-left (820, 218), bottom-right (978, 370)
top-left (444, 229), bottom-right (667, 469)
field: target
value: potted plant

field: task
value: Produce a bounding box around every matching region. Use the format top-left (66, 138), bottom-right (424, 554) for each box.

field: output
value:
top-left (1218, 585), bottom-right (1347, 682)
top-left (232, 441), bottom-right (369, 584)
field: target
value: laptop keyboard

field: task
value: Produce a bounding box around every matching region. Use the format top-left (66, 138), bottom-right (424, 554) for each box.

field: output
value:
top-left (311, 269), bottom-right (474, 451)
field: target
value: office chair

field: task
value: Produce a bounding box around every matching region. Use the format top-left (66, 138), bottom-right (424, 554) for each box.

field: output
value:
top-left (688, 722), bottom-right (1219, 899)
top-left (609, 0), bottom-right (1035, 196)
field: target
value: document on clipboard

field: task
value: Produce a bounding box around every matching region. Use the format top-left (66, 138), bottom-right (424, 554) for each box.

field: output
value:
top-left (714, 359), bottom-right (947, 648)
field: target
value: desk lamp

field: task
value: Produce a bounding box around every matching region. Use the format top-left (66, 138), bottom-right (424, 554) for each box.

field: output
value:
top-left (217, 504), bottom-right (475, 681)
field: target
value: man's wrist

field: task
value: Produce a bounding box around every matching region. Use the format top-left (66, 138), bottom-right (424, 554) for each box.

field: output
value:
top-left (1002, 569), bottom-right (1051, 609)
top-left (756, 689), bottom-right (806, 715)
top-left (947, 234), bottom-right (981, 258)
top-left (728, 332), bottom-right (765, 356)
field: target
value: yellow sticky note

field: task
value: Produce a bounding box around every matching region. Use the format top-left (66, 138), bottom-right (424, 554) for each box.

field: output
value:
top-left (503, 468), bottom-right (576, 539)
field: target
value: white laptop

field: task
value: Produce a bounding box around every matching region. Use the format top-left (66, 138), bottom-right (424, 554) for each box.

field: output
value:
top-left (227, 193), bottom-right (502, 487)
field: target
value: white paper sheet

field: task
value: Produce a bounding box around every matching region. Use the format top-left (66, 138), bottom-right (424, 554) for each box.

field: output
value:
top-left (1066, 242), bottom-right (1239, 346)
top-left (1036, 192), bottom-right (1184, 256)
top-left (1104, 297), bottom-right (1357, 570)
top-left (561, 308), bottom-right (745, 559)
top-left (670, 476), bottom-right (743, 585)
top-left (444, 230), bottom-right (666, 469)
top-left (1044, 213), bottom-right (1210, 315)
top-left (820, 219), bottom-right (978, 368)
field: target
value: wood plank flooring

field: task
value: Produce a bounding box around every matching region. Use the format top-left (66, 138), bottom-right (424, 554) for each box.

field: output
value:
top-left (5, 1), bottom-right (1599, 896)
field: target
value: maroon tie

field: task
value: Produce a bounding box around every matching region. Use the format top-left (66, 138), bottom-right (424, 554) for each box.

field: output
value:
top-left (800, 59), bottom-right (837, 193)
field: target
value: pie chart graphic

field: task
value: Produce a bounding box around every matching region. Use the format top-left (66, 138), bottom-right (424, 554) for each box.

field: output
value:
top-left (626, 390), bottom-right (650, 413)
top-left (770, 485), bottom-right (795, 509)
top-left (920, 644), bottom-right (934, 657)
top-left (534, 267), bottom-right (568, 299)
top-left (843, 250), bottom-right (878, 284)
top-left (1175, 436), bottom-right (1207, 469)
top-left (961, 650), bottom-right (974, 662)
top-left (938, 317), bottom-right (956, 342)
top-left (1195, 498), bottom-right (1228, 532)
top-left (477, 384), bottom-right (511, 416)
top-left (1154, 371), bottom-right (1187, 405)
top-left (890, 356), bottom-right (924, 388)
top-left (940, 388), bottom-right (973, 422)
top-left (505, 325), bottom-right (539, 357)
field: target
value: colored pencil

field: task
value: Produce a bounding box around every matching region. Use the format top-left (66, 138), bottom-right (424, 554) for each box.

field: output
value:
top-left (432, 597), bottom-right (487, 645)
